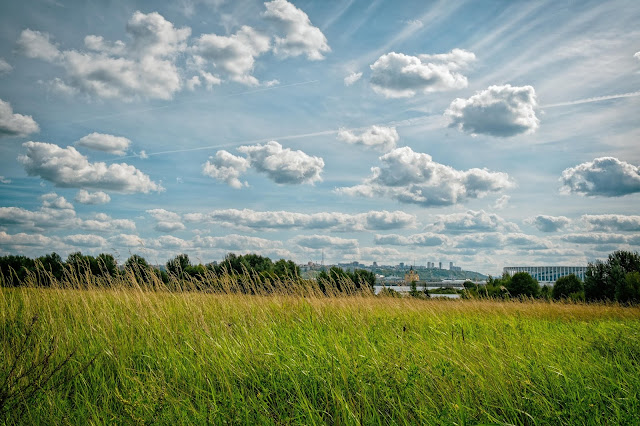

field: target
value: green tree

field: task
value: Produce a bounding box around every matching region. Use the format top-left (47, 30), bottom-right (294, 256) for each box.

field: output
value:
top-left (552, 274), bottom-right (584, 300)
top-left (166, 254), bottom-right (191, 277)
top-left (0, 255), bottom-right (35, 286)
top-left (617, 271), bottom-right (640, 304)
top-left (506, 272), bottom-right (540, 298)
top-left (585, 251), bottom-right (640, 302)
top-left (36, 252), bottom-right (64, 282)
top-left (96, 253), bottom-right (118, 277)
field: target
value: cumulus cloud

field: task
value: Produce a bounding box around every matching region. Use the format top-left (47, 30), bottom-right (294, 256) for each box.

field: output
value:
top-left (75, 132), bottom-right (131, 155)
top-left (581, 214), bottom-right (640, 232)
top-left (16, 29), bottom-right (61, 61)
top-left (337, 125), bottom-right (399, 152)
top-left (0, 98), bottom-right (40, 138)
top-left (493, 194), bottom-right (510, 210)
top-left (525, 215), bottom-right (571, 232)
top-left (635, 52), bottom-right (640, 60)
top-left (0, 231), bottom-right (54, 248)
top-left (0, 58), bottom-right (12, 75)
top-left (560, 157), bottom-right (640, 197)
top-left (0, 193), bottom-right (75, 231)
top-left (429, 210), bottom-right (520, 233)
top-left (344, 71), bottom-right (362, 86)
top-left (184, 208), bottom-right (416, 232)
top-left (80, 213), bottom-right (135, 232)
top-left (191, 25), bottom-right (270, 86)
top-left (19, 141), bottom-right (163, 193)
top-left (263, 0), bottom-right (330, 60)
top-left (237, 141), bottom-right (323, 184)
top-left (445, 84), bottom-right (539, 137)
top-left (291, 235), bottom-right (358, 249)
top-left (202, 150), bottom-right (249, 189)
top-left (75, 190), bottom-right (111, 205)
top-left (453, 232), bottom-right (551, 250)
top-left (64, 234), bottom-right (107, 247)
top-left (369, 49), bottom-right (474, 98)
top-left (147, 208), bottom-right (186, 232)
top-left (561, 233), bottom-right (634, 245)
top-left (374, 232), bottom-right (448, 247)
top-left (17, 12), bottom-right (190, 100)
top-left (337, 147), bottom-right (513, 207)
top-left (192, 234), bottom-right (282, 251)
top-left (0, 193), bottom-right (133, 233)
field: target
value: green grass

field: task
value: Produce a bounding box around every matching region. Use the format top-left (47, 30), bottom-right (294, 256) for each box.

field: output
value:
top-left (2, 285), bottom-right (640, 424)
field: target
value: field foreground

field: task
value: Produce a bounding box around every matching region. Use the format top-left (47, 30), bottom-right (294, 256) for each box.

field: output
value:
top-left (2, 288), bottom-right (640, 424)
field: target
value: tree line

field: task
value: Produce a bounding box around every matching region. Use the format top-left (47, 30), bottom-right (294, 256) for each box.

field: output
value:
top-left (463, 250), bottom-right (640, 303)
top-left (0, 251), bottom-right (376, 295)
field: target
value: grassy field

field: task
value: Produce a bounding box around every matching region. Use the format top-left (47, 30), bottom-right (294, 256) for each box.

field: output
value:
top-left (2, 284), bottom-right (640, 424)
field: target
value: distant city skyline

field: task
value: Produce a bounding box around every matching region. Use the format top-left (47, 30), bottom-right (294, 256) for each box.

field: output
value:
top-left (1, 0), bottom-right (639, 276)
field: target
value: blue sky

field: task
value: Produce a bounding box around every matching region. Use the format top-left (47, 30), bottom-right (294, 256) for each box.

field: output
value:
top-left (1, 0), bottom-right (639, 274)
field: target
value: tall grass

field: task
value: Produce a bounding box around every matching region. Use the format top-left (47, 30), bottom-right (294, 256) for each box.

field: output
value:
top-left (2, 274), bottom-right (640, 424)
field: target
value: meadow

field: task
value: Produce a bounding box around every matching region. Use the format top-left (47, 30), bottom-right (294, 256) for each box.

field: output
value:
top-left (2, 277), bottom-right (640, 424)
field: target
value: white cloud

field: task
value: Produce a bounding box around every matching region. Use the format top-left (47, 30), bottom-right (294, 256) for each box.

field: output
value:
top-left (16, 29), bottom-right (61, 61)
top-left (369, 49), bottom-right (474, 98)
top-left (635, 51), bottom-right (640, 60)
top-left (80, 213), bottom-right (135, 232)
top-left (237, 141), bottom-right (323, 185)
top-left (17, 12), bottom-right (190, 100)
top-left (337, 146), bottom-right (513, 207)
top-left (0, 231), bottom-right (54, 248)
top-left (0, 194), bottom-right (134, 233)
top-left (0, 193), bottom-right (76, 231)
top-left (560, 157), bottom-right (640, 197)
top-left (0, 58), bottom-right (12, 75)
top-left (192, 234), bottom-right (282, 251)
top-left (0, 98), bottom-right (40, 138)
top-left (344, 71), bottom-right (362, 86)
top-left (445, 84), bottom-right (539, 137)
top-left (186, 75), bottom-right (201, 91)
top-left (191, 26), bottom-right (270, 86)
top-left (147, 208), bottom-right (186, 232)
top-left (581, 214), bottom-right (640, 232)
top-left (64, 234), bottom-right (107, 247)
top-left (19, 141), bottom-right (163, 193)
top-left (493, 194), bottom-right (510, 210)
top-left (75, 190), bottom-right (111, 205)
top-left (452, 232), bottom-right (551, 250)
top-left (374, 232), bottom-right (448, 247)
top-left (525, 215), bottom-right (571, 232)
top-left (184, 208), bottom-right (416, 231)
top-left (75, 132), bottom-right (131, 156)
top-left (291, 235), bottom-right (359, 249)
top-left (263, 0), bottom-right (330, 60)
top-left (430, 210), bottom-right (520, 233)
top-left (561, 233), bottom-right (633, 245)
top-left (337, 125), bottom-right (398, 152)
top-left (113, 234), bottom-right (144, 247)
top-left (202, 150), bottom-right (249, 189)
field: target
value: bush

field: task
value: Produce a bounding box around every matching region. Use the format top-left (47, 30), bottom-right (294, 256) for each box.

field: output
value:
top-left (506, 272), bottom-right (540, 298)
top-left (552, 274), bottom-right (584, 300)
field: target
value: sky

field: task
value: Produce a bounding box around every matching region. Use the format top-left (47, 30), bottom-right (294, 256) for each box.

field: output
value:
top-left (0, 0), bottom-right (639, 275)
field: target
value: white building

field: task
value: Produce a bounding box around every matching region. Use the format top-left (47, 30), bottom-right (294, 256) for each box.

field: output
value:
top-left (503, 266), bottom-right (587, 285)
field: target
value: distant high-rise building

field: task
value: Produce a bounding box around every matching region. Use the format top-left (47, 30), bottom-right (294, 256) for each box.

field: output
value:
top-left (373, 261), bottom-right (378, 267)
top-left (399, 262), bottom-right (405, 269)
top-left (439, 262), bottom-right (442, 269)
top-left (449, 261), bottom-right (454, 270)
